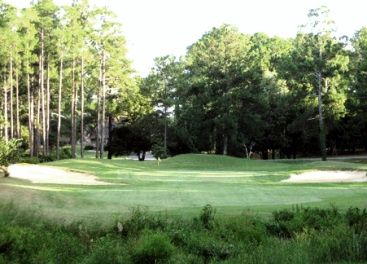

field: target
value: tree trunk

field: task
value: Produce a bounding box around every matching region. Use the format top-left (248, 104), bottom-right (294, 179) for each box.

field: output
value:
top-left (40, 28), bottom-right (46, 157)
top-left (15, 70), bottom-right (20, 139)
top-left (164, 105), bottom-right (167, 156)
top-left (9, 56), bottom-right (13, 139)
top-left (57, 55), bottom-right (63, 160)
top-left (35, 87), bottom-right (41, 157)
top-left (71, 58), bottom-right (76, 158)
top-left (138, 151), bottom-right (146, 161)
top-left (80, 56), bottom-right (84, 158)
top-left (262, 148), bottom-right (268, 160)
top-left (95, 61), bottom-right (101, 159)
top-left (107, 114), bottom-right (112, 159)
top-left (46, 59), bottom-right (51, 156)
top-left (223, 135), bottom-right (228, 155)
top-left (100, 49), bottom-right (106, 159)
top-left (222, 73), bottom-right (230, 156)
top-left (318, 48), bottom-right (327, 161)
top-left (3, 74), bottom-right (8, 143)
top-left (27, 72), bottom-right (34, 157)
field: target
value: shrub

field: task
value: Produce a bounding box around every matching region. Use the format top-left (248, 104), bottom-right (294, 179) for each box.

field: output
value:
top-left (131, 229), bottom-right (175, 264)
top-left (84, 145), bottom-right (95, 151)
top-left (19, 156), bottom-right (41, 164)
top-left (199, 204), bottom-right (216, 230)
top-left (122, 206), bottom-right (167, 237)
top-left (216, 214), bottom-right (266, 245)
top-left (346, 206), bottom-right (367, 233)
top-left (0, 138), bottom-right (22, 176)
top-left (307, 224), bottom-right (367, 263)
top-left (39, 147), bottom-right (72, 162)
top-left (151, 144), bottom-right (168, 159)
top-left (82, 235), bottom-right (124, 264)
top-left (59, 146), bottom-right (72, 159)
top-left (268, 205), bottom-right (342, 238)
top-left (187, 231), bottom-right (232, 263)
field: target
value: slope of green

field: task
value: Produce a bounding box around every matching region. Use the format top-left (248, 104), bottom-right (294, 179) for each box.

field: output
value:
top-left (1, 154), bottom-right (366, 223)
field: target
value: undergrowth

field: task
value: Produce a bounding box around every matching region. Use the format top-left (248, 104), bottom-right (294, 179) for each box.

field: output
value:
top-left (1, 202), bottom-right (367, 263)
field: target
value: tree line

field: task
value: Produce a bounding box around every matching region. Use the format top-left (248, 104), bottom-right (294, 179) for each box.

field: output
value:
top-left (0, 2), bottom-right (366, 160)
top-left (0, 0), bottom-right (146, 161)
top-left (139, 6), bottom-right (367, 160)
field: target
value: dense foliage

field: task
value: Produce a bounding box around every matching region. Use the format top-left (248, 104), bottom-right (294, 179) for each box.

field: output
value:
top-left (1, 3), bottom-right (367, 160)
top-left (0, 137), bottom-right (22, 176)
top-left (1, 203), bottom-right (367, 263)
top-left (141, 7), bottom-right (367, 159)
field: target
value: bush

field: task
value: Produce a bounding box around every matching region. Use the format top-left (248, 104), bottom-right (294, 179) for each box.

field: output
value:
top-left (345, 206), bottom-right (367, 233)
top-left (19, 156), bottom-right (41, 164)
top-left (199, 204), bottom-right (216, 230)
top-left (151, 144), bottom-right (168, 159)
top-left (122, 206), bottom-right (167, 237)
top-left (0, 138), bottom-right (22, 176)
top-left (216, 213), bottom-right (266, 245)
top-left (267, 205), bottom-right (342, 238)
top-left (187, 231), bottom-right (232, 263)
top-left (82, 235), bottom-right (124, 264)
top-left (40, 147), bottom-right (71, 162)
top-left (308, 224), bottom-right (367, 263)
top-left (131, 229), bottom-right (175, 264)
top-left (59, 146), bottom-right (72, 159)
top-left (84, 145), bottom-right (95, 151)
top-left (2, 204), bottom-right (367, 263)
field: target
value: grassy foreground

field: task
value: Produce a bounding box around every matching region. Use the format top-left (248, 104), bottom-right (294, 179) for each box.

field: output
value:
top-left (1, 154), bottom-right (367, 222)
top-left (1, 154), bottom-right (367, 263)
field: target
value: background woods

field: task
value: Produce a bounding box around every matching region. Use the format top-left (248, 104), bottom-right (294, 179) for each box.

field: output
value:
top-left (1, 2), bottom-right (366, 160)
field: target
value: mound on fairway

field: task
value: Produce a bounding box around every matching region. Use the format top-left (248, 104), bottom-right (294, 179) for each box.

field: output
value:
top-left (283, 170), bottom-right (367, 183)
top-left (8, 164), bottom-right (112, 185)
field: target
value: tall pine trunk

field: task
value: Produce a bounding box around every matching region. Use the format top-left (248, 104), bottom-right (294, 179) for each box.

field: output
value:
top-left (16, 70), bottom-right (20, 139)
top-left (46, 59), bottom-right (51, 156)
top-left (80, 56), bottom-right (84, 158)
top-left (71, 58), bottom-right (76, 158)
top-left (95, 60), bottom-right (101, 159)
top-left (27, 72), bottom-right (34, 157)
top-left (35, 87), bottom-right (41, 157)
top-left (164, 104), bottom-right (167, 155)
top-left (107, 114), bottom-right (112, 159)
top-left (9, 56), bottom-right (13, 139)
top-left (3, 73), bottom-right (8, 142)
top-left (100, 49), bottom-right (106, 159)
top-left (57, 55), bottom-right (63, 160)
top-left (40, 28), bottom-right (46, 157)
top-left (318, 48), bottom-right (327, 161)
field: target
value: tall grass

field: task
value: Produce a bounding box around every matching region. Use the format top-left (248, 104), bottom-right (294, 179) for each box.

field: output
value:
top-left (1, 202), bottom-right (367, 263)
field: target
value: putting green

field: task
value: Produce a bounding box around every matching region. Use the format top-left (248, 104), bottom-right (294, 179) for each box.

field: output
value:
top-left (1, 154), bottom-right (367, 221)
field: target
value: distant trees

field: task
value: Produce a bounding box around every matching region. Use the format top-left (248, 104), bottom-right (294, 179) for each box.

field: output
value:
top-left (138, 7), bottom-right (363, 160)
top-left (0, 2), bottom-right (366, 161)
top-left (0, 0), bottom-right (138, 161)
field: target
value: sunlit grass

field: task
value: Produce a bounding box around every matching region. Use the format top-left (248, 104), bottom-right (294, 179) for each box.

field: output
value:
top-left (1, 154), bottom-right (367, 222)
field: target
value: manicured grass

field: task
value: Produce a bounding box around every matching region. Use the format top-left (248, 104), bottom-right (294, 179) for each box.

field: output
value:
top-left (1, 154), bottom-right (367, 223)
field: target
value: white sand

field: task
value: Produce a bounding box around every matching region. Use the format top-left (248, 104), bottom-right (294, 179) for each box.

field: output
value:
top-left (283, 170), bottom-right (367, 183)
top-left (8, 164), bottom-right (112, 185)
top-left (8, 164), bottom-right (367, 184)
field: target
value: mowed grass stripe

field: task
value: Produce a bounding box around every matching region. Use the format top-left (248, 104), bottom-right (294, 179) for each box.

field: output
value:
top-left (1, 154), bottom-right (367, 222)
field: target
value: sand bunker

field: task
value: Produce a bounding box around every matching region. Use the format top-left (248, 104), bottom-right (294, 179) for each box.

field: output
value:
top-left (6, 164), bottom-right (367, 184)
top-left (7, 164), bottom-right (111, 185)
top-left (283, 170), bottom-right (367, 183)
